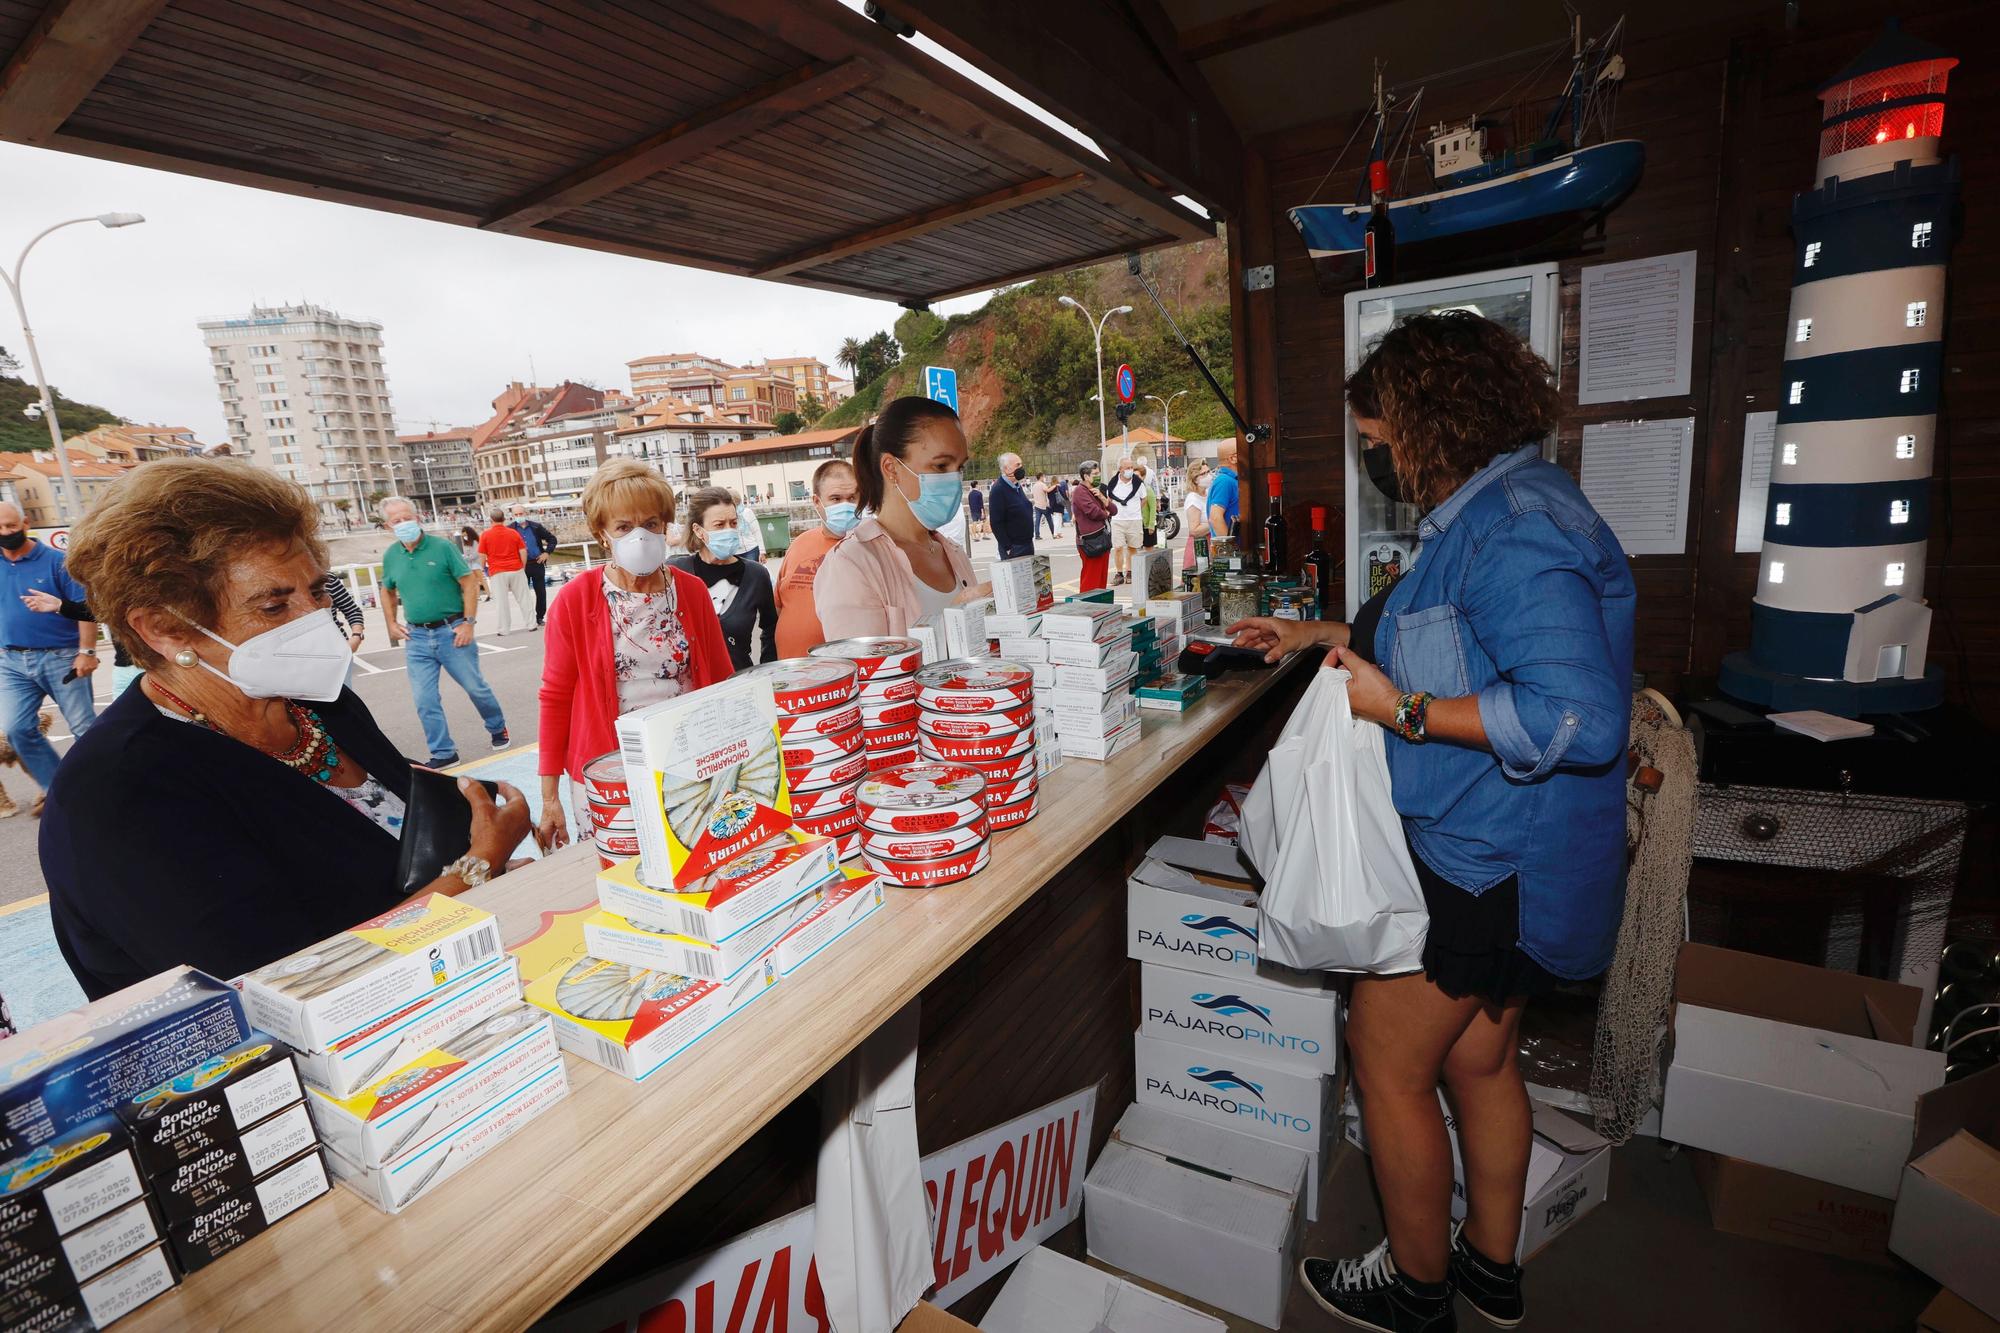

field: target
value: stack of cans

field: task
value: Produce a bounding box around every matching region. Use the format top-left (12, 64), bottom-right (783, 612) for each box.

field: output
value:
top-left (914, 659), bottom-right (1039, 831)
top-left (746, 659), bottom-right (867, 861)
top-left (582, 752), bottom-right (638, 869)
top-left (855, 764), bottom-right (992, 886)
top-left (812, 637), bottom-right (925, 771)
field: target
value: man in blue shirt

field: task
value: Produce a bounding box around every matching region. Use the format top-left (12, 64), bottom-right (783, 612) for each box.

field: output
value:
top-left (1206, 445), bottom-right (1240, 540)
top-left (506, 504), bottom-right (558, 628)
top-left (0, 503), bottom-right (98, 795)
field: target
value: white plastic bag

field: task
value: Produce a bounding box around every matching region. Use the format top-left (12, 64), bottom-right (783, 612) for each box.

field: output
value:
top-left (1241, 667), bottom-right (1428, 972)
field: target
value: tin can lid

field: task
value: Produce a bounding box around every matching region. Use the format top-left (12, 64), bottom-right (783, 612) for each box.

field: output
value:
top-left (744, 657), bottom-right (860, 712)
top-left (914, 659), bottom-right (1035, 694)
top-left (856, 763), bottom-right (987, 810)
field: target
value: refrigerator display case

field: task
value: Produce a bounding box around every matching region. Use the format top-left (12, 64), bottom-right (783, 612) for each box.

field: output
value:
top-left (1341, 262), bottom-right (1563, 617)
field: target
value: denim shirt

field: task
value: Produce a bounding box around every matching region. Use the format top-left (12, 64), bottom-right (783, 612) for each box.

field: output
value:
top-left (1374, 444), bottom-right (1635, 979)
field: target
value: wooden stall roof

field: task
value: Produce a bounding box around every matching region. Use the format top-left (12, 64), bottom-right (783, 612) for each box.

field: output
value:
top-left (0, 0), bottom-right (1214, 304)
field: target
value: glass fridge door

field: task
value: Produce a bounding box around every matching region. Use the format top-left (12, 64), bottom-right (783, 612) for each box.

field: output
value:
top-left (1342, 263), bottom-right (1561, 617)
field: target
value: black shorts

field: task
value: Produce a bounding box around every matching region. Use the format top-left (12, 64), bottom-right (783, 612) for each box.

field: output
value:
top-left (1408, 838), bottom-right (1568, 1003)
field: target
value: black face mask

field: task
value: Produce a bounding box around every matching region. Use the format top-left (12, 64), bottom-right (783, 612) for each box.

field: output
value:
top-left (1010, 467), bottom-right (1026, 482)
top-left (1362, 443), bottom-right (1405, 506)
top-left (0, 530), bottom-right (26, 552)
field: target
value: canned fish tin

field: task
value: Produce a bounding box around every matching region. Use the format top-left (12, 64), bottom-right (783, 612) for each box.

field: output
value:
top-left (594, 830), bottom-right (641, 859)
top-left (788, 750), bottom-right (871, 793)
top-left (586, 798), bottom-right (634, 827)
top-left (789, 779), bottom-right (860, 821)
top-left (859, 698), bottom-right (920, 730)
top-left (581, 752), bottom-right (629, 805)
top-left (837, 831), bottom-right (864, 862)
top-left (859, 818), bottom-right (990, 862)
top-left (794, 804), bottom-right (863, 841)
top-left (865, 840), bottom-right (992, 888)
top-left (864, 721), bottom-right (921, 751)
top-left (979, 773), bottom-right (1039, 810)
top-left (964, 748), bottom-right (1039, 785)
top-left (914, 660), bottom-right (1036, 713)
top-left (987, 792), bottom-right (1039, 831)
top-left (917, 701), bottom-right (1036, 741)
top-left (919, 727), bottom-right (1036, 763)
top-left (857, 674), bottom-right (921, 706)
top-left (812, 637), bottom-right (925, 681)
top-left (781, 724), bottom-right (866, 770)
top-left (856, 764), bottom-right (987, 832)
top-left (865, 745), bottom-right (921, 773)
top-left (775, 700), bottom-right (863, 741)
top-left (745, 658), bottom-right (860, 714)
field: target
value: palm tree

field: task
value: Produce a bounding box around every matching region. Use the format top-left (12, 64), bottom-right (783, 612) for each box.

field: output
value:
top-left (837, 337), bottom-right (864, 380)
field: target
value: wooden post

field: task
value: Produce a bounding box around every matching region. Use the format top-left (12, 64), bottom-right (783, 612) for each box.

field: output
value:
top-left (1229, 149), bottom-right (1282, 548)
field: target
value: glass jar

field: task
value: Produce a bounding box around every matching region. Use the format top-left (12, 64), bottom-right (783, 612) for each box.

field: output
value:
top-left (1219, 575), bottom-right (1261, 628)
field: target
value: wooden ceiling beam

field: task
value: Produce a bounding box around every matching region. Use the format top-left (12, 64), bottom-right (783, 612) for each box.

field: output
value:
top-left (0, 0), bottom-right (171, 143)
top-left (919, 235), bottom-right (1181, 305)
top-left (481, 59), bottom-right (878, 235)
top-left (1179, 0), bottom-right (1401, 64)
top-left (757, 173), bottom-right (1087, 280)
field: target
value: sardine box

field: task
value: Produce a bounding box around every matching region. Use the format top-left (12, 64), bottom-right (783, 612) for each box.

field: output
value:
top-left (1043, 632), bottom-right (1134, 668)
top-left (1061, 716), bottom-right (1143, 761)
top-left (1052, 657), bottom-right (1141, 696)
top-left (1038, 602), bottom-right (1127, 642)
top-left (989, 554), bottom-right (1053, 615)
top-left (775, 871), bottom-right (884, 977)
top-left (943, 599), bottom-right (995, 659)
top-left (617, 675), bottom-right (792, 891)
top-left (0, 969), bottom-right (248, 1160)
top-left (596, 835), bottom-right (839, 946)
top-left (289, 957), bottom-right (521, 1099)
top-left (0, 1195), bottom-right (161, 1291)
top-left (526, 953), bottom-right (775, 1083)
top-left (0, 1118), bottom-right (145, 1254)
top-left (1050, 693), bottom-right (1140, 740)
top-left (118, 1035), bottom-right (304, 1179)
top-left (166, 1148), bottom-right (328, 1274)
top-left (993, 636), bottom-right (1048, 663)
top-left (985, 612), bottom-right (1043, 639)
top-left (584, 888), bottom-right (820, 982)
top-left (0, 1242), bottom-right (176, 1329)
top-left (150, 1102), bottom-right (317, 1224)
top-left (241, 896), bottom-right (505, 1054)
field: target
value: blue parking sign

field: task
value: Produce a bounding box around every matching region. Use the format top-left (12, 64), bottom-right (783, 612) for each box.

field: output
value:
top-left (924, 365), bottom-right (959, 413)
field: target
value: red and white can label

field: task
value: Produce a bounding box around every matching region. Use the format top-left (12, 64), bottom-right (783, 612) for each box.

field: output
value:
top-left (581, 752), bottom-right (628, 804)
top-left (789, 779), bottom-right (861, 820)
top-left (745, 658), bottom-right (859, 714)
top-left (917, 701), bottom-right (1035, 741)
top-left (915, 660), bottom-right (1036, 712)
top-left (812, 637), bottom-right (925, 681)
top-left (864, 721), bottom-right (921, 751)
top-left (864, 745), bottom-right (921, 773)
top-left (859, 819), bottom-right (989, 861)
top-left (857, 763), bottom-right (986, 831)
top-left (859, 698), bottom-right (920, 730)
top-left (776, 700), bottom-right (863, 741)
top-left (594, 830), bottom-right (641, 858)
top-left (979, 773), bottom-right (1039, 810)
top-left (965, 748), bottom-right (1039, 784)
top-left (795, 804), bottom-right (864, 840)
top-left (920, 727), bottom-right (1036, 763)
top-left (865, 840), bottom-right (992, 887)
top-left (781, 724), bottom-right (866, 770)
top-left (838, 831), bottom-right (864, 862)
top-left (987, 793), bottom-right (1039, 831)
top-left (857, 674), bottom-right (921, 706)
top-left (788, 750), bottom-right (871, 793)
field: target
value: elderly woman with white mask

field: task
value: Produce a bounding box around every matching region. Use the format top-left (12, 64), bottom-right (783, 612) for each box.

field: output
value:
top-left (536, 459), bottom-right (732, 852)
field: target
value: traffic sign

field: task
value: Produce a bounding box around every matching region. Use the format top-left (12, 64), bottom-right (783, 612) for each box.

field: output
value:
top-left (923, 365), bottom-right (959, 413)
top-left (1115, 363), bottom-right (1135, 403)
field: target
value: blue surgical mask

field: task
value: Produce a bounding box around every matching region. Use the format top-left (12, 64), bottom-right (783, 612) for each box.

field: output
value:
top-left (824, 502), bottom-right (859, 535)
top-left (393, 520), bottom-right (423, 545)
top-left (894, 461), bottom-right (963, 531)
top-left (704, 527), bottom-right (743, 559)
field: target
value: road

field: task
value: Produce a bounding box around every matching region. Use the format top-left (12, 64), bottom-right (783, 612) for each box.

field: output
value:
top-left (0, 529), bottom-right (1107, 908)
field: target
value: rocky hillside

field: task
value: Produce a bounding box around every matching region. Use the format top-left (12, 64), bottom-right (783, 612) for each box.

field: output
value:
top-left (0, 350), bottom-right (124, 452)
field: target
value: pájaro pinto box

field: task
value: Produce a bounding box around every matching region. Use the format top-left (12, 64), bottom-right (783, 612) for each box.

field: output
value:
top-left (1133, 1031), bottom-right (1331, 1157)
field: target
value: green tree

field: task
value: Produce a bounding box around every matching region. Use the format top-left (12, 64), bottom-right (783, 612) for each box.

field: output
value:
top-left (0, 347), bottom-right (19, 377)
top-left (797, 393), bottom-right (826, 427)
top-left (772, 410), bottom-right (806, 434)
top-left (836, 337), bottom-right (864, 380)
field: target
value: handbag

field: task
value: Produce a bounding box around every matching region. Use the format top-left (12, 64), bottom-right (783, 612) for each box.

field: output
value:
top-left (394, 766), bottom-right (501, 895)
top-left (1240, 667), bottom-right (1428, 973)
top-left (1078, 524), bottom-right (1112, 558)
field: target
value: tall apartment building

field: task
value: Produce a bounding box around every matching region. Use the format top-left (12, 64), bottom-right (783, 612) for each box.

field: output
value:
top-left (398, 428), bottom-right (480, 514)
top-left (763, 356), bottom-right (836, 406)
top-left (627, 351), bottom-right (738, 399)
top-left (471, 381), bottom-right (606, 506)
top-left (721, 370), bottom-right (798, 424)
top-left (198, 304), bottom-right (402, 518)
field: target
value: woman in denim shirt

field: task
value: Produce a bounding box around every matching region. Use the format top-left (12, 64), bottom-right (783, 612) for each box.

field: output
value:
top-left (1232, 313), bottom-right (1633, 1333)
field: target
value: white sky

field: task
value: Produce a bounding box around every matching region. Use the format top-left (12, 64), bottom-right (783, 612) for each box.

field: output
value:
top-left (0, 142), bottom-right (994, 442)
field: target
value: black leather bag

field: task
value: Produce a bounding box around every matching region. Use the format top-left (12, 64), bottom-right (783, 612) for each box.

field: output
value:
top-left (394, 766), bottom-right (500, 896)
top-left (1079, 524), bottom-right (1112, 558)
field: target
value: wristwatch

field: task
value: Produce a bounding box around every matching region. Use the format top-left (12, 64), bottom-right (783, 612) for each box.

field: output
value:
top-left (445, 853), bottom-right (492, 888)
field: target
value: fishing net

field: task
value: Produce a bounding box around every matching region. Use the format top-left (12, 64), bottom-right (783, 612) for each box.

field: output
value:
top-left (1588, 693), bottom-right (1696, 1143)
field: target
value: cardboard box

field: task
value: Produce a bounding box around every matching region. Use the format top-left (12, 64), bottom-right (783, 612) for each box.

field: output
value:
top-left (1043, 633), bottom-right (1134, 668)
top-left (1134, 1031), bottom-right (1330, 1161)
top-left (0, 1242), bottom-right (177, 1330)
top-left (527, 951), bottom-right (776, 1083)
top-left (290, 956), bottom-right (521, 1099)
top-left (1689, 1151), bottom-right (1894, 1267)
top-left (1140, 961), bottom-right (1339, 1076)
top-left (775, 871), bottom-right (884, 976)
top-left (943, 599), bottom-right (994, 660)
top-left (1660, 942), bottom-right (1946, 1197)
top-left (1346, 1090), bottom-right (1610, 1262)
top-left (242, 896), bottom-right (505, 1054)
top-left (585, 889), bottom-right (819, 982)
top-left (1890, 1066), bottom-right (2000, 1320)
top-left (617, 675), bottom-right (794, 891)
top-left (596, 836), bottom-right (839, 946)
top-left (305, 1009), bottom-right (558, 1169)
top-left (908, 620), bottom-right (946, 665)
top-left (1060, 716), bottom-right (1141, 762)
top-left (166, 1147), bottom-right (329, 1275)
top-left (1049, 692), bottom-right (1139, 740)
top-left (985, 613), bottom-right (1043, 639)
top-left (0, 969), bottom-right (248, 1159)
top-left (1085, 1104), bottom-right (1305, 1328)
top-left (899, 1302), bottom-right (978, 1332)
top-left (988, 555), bottom-right (1053, 615)
top-left (1051, 658), bottom-right (1140, 696)
top-left (1037, 602), bottom-right (1126, 642)
top-left (1127, 549), bottom-right (1172, 606)
top-left (994, 636), bottom-right (1048, 663)
top-left (326, 1058), bottom-right (568, 1214)
top-left (0, 1194), bottom-right (160, 1295)
top-left (1126, 836), bottom-right (1267, 980)
top-left (0, 1118), bottom-right (146, 1253)
top-left (118, 1034), bottom-right (304, 1179)
top-left (1922, 1289), bottom-right (2000, 1333)
top-left (979, 1245), bottom-right (1224, 1333)
top-left (152, 1101), bottom-right (317, 1224)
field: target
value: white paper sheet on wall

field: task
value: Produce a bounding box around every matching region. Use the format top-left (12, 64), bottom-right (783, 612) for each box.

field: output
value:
top-left (1578, 251), bottom-right (1698, 404)
top-left (1734, 411), bottom-right (1779, 554)
top-left (1580, 418), bottom-right (1696, 557)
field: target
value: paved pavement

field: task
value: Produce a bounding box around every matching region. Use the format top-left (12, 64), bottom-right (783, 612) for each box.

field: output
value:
top-left (0, 529), bottom-right (1111, 909)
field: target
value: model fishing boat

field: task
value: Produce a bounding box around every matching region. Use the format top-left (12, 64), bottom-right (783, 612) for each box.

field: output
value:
top-left (1290, 17), bottom-right (1644, 290)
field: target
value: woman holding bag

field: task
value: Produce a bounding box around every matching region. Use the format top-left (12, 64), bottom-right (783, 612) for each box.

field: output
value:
top-left (1230, 312), bottom-right (1632, 1333)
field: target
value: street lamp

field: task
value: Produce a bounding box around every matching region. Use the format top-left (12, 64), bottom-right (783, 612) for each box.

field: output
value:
top-left (418, 457), bottom-right (439, 523)
top-left (1145, 390), bottom-right (1187, 475)
top-left (3, 214), bottom-right (145, 521)
top-left (1057, 295), bottom-right (1131, 452)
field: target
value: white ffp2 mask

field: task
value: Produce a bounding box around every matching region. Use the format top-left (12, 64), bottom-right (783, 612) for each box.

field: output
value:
top-left (612, 528), bottom-right (668, 577)
top-left (186, 613), bottom-right (353, 703)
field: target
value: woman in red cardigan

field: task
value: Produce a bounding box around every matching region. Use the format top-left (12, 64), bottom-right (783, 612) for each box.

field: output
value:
top-left (536, 459), bottom-right (731, 850)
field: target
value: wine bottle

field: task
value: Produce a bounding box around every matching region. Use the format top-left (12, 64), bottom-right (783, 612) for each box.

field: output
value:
top-left (1364, 159), bottom-right (1396, 289)
top-left (1261, 472), bottom-right (1286, 573)
top-left (1301, 505), bottom-right (1334, 619)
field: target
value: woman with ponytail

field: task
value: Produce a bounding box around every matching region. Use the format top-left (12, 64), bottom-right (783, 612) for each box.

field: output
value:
top-left (814, 396), bottom-right (979, 639)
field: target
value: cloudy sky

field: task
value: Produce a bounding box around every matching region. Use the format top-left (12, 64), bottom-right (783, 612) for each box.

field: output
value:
top-left (0, 141), bottom-right (993, 442)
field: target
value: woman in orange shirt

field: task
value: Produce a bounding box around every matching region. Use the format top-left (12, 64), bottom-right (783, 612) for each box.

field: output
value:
top-left (773, 458), bottom-right (859, 658)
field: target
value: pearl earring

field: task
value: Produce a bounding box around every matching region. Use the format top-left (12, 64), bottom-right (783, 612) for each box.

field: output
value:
top-left (174, 649), bottom-right (197, 668)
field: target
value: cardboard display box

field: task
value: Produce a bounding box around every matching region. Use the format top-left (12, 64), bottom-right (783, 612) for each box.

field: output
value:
top-left (979, 1245), bottom-right (1224, 1333)
top-left (1085, 1104), bottom-right (1305, 1329)
top-left (290, 956), bottom-right (520, 1099)
top-left (898, 1301), bottom-right (979, 1332)
top-left (1689, 1151), bottom-right (1895, 1267)
top-left (1922, 1288), bottom-right (2000, 1333)
top-left (1139, 960), bottom-right (1339, 1076)
top-left (1660, 942), bottom-right (1945, 1198)
top-left (1126, 837), bottom-right (1271, 982)
top-left (1134, 1031), bottom-right (1331, 1164)
top-left (1890, 1067), bottom-right (2000, 1321)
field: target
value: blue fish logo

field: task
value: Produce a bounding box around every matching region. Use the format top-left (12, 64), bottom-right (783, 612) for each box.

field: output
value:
top-left (1180, 914), bottom-right (1257, 942)
top-left (1187, 1067), bottom-right (1264, 1101)
top-left (1191, 993), bottom-right (1271, 1024)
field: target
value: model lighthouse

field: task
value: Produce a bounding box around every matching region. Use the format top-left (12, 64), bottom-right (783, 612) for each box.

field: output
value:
top-left (1722, 22), bottom-right (1960, 716)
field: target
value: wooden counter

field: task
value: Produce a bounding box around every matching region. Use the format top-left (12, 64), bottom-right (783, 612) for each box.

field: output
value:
top-left (126, 655), bottom-right (1308, 1331)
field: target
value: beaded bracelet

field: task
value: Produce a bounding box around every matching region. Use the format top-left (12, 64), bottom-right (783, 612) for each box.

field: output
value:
top-left (1392, 691), bottom-right (1435, 744)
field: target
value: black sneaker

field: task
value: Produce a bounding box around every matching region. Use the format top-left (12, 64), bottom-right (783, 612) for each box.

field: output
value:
top-left (490, 730), bottom-right (510, 749)
top-left (1300, 1239), bottom-right (1455, 1333)
top-left (428, 753), bottom-right (460, 769)
top-left (1449, 1221), bottom-right (1523, 1328)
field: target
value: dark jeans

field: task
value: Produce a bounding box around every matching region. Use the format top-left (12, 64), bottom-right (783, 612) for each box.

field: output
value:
top-left (526, 559), bottom-right (548, 623)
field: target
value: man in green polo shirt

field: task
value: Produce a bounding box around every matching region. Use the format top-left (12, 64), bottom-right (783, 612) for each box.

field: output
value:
top-left (379, 496), bottom-right (509, 766)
